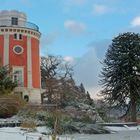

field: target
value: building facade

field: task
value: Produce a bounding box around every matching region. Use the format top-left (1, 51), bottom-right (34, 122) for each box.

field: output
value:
top-left (0, 10), bottom-right (41, 103)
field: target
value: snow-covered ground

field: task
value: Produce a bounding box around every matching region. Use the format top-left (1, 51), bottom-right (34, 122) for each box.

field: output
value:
top-left (105, 125), bottom-right (140, 132)
top-left (0, 127), bottom-right (43, 140)
top-left (0, 127), bottom-right (73, 140)
top-left (71, 131), bottom-right (140, 140)
top-left (1, 127), bottom-right (140, 140)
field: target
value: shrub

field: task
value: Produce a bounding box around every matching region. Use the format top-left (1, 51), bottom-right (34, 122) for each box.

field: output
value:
top-left (0, 94), bottom-right (25, 118)
top-left (21, 120), bottom-right (36, 131)
top-left (80, 114), bottom-right (93, 123)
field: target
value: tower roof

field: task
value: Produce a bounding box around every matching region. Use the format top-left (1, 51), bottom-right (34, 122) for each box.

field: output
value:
top-left (0, 10), bottom-right (39, 32)
top-left (0, 10), bottom-right (27, 21)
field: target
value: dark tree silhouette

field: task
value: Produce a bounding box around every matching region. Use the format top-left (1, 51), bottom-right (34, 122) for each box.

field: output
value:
top-left (100, 32), bottom-right (140, 122)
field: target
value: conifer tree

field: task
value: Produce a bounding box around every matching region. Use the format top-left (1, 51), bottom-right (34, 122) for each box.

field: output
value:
top-left (0, 65), bottom-right (17, 95)
top-left (100, 32), bottom-right (140, 122)
top-left (80, 83), bottom-right (86, 93)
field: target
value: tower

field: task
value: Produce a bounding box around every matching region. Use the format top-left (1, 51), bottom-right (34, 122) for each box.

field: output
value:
top-left (0, 10), bottom-right (41, 103)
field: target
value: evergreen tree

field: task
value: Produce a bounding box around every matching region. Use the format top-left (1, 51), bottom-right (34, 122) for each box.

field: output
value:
top-left (86, 91), bottom-right (95, 107)
top-left (0, 65), bottom-right (17, 94)
top-left (100, 32), bottom-right (140, 122)
top-left (80, 83), bottom-right (86, 93)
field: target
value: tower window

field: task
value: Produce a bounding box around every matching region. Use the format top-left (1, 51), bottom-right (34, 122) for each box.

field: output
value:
top-left (13, 67), bottom-right (24, 87)
top-left (11, 17), bottom-right (18, 25)
top-left (13, 34), bottom-right (23, 40)
top-left (13, 45), bottom-right (24, 54)
top-left (19, 34), bottom-right (22, 39)
top-left (14, 33), bottom-right (17, 39)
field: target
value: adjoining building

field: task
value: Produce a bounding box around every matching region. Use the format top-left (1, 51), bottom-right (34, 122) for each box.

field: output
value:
top-left (0, 10), bottom-right (41, 103)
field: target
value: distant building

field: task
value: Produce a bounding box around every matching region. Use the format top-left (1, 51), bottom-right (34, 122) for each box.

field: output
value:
top-left (0, 10), bottom-right (41, 103)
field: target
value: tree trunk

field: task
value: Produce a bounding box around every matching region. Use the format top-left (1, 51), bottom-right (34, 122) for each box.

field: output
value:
top-left (130, 96), bottom-right (137, 122)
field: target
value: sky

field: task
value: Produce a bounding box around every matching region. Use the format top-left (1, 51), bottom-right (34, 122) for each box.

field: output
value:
top-left (1, 0), bottom-right (140, 98)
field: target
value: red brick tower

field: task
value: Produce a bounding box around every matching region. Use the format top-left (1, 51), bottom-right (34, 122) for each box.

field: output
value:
top-left (0, 10), bottom-right (41, 103)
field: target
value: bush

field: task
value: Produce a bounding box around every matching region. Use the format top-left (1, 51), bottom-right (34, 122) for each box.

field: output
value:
top-left (45, 110), bottom-right (72, 135)
top-left (80, 114), bottom-right (93, 123)
top-left (21, 120), bottom-right (36, 130)
top-left (0, 94), bottom-right (25, 118)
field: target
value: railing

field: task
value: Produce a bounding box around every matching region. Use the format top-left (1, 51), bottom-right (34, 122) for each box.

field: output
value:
top-left (0, 19), bottom-right (39, 31)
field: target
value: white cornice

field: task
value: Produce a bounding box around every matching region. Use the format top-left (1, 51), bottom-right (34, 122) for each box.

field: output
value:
top-left (0, 27), bottom-right (41, 40)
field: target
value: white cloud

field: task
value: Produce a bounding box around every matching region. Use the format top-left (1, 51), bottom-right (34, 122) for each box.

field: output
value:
top-left (131, 16), bottom-right (140, 27)
top-left (92, 4), bottom-right (109, 15)
top-left (63, 56), bottom-right (74, 63)
top-left (64, 20), bottom-right (87, 34)
top-left (74, 40), bottom-right (110, 99)
top-left (74, 47), bottom-right (101, 99)
top-left (74, 47), bottom-right (101, 86)
top-left (40, 32), bottom-right (60, 56)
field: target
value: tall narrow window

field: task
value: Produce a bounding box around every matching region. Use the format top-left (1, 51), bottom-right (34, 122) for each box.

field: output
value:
top-left (14, 34), bottom-right (23, 40)
top-left (19, 34), bottom-right (22, 40)
top-left (14, 33), bottom-right (17, 39)
top-left (11, 17), bottom-right (18, 25)
top-left (13, 67), bottom-right (24, 87)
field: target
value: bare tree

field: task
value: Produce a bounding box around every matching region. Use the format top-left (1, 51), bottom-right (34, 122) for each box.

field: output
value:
top-left (41, 55), bottom-right (74, 105)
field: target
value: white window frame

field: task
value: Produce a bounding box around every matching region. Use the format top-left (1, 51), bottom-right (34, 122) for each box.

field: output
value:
top-left (13, 33), bottom-right (23, 40)
top-left (13, 66), bottom-right (24, 87)
top-left (13, 45), bottom-right (24, 55)
top-left (11, 17), bottom-right (18, 25)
